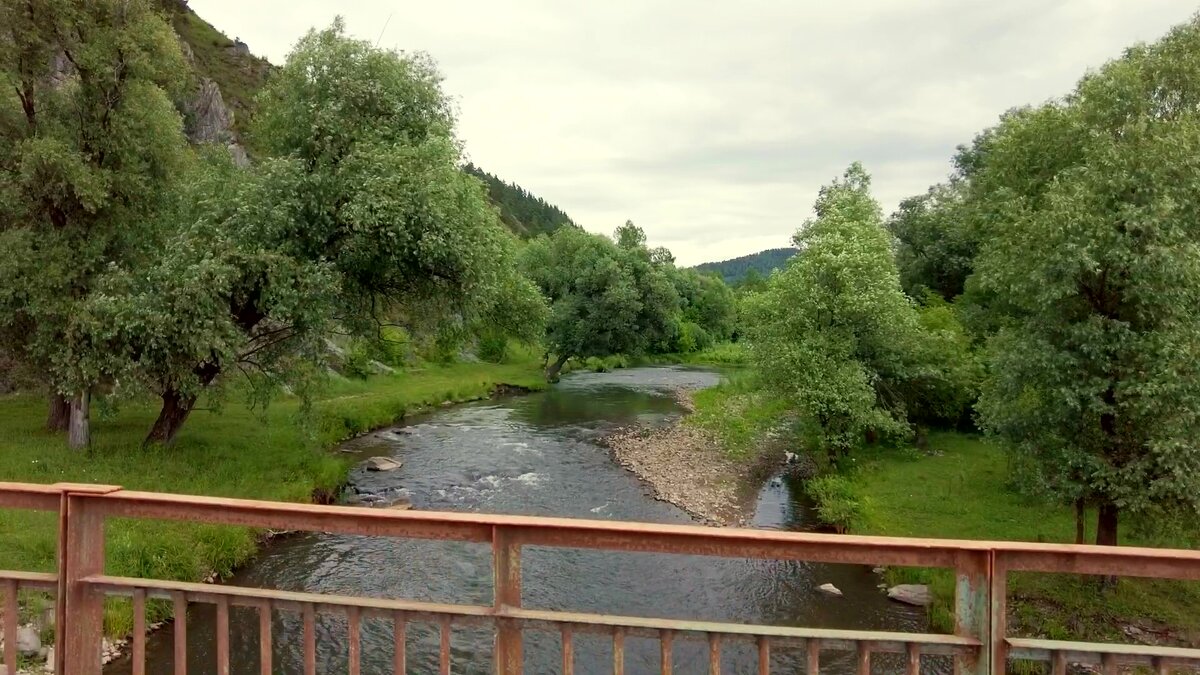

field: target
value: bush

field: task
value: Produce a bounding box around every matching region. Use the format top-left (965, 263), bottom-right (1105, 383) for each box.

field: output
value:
top-left (372, 327), bottom-right (411, 367)
top-left (806, 475), bottom-right (867, 533)
top-left (477, 332), bottom-right (508, 364)
top-left (342, 341), bottom-right (373, 379)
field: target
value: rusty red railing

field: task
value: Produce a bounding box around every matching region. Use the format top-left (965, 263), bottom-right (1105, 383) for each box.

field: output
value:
top-left (0, 481), bottom-right (1198, 674)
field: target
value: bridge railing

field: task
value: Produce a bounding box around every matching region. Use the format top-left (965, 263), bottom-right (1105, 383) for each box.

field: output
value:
top-left (0, 481), bottom-right (1198, 674)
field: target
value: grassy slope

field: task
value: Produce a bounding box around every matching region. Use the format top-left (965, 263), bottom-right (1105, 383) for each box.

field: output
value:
top-left (854, 433), bottom-right (1200, 642)
top-left (0, 360), bottom-right (544, 632)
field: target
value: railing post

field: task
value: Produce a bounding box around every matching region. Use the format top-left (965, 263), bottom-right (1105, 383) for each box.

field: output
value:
top-left (954, 550), bottom-right (991, 675)
top-left (989, 551), bottom-right (1008, 675)
top-left (493, 526), bottom-right (523, 675)
top-left (61, 491), bottom-right (108, 675)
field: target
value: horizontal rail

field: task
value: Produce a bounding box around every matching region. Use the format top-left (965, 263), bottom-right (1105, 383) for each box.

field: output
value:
top-left (0, 571), bottom-right (57, 589)
top-left (71, 488), bottom-right (1200, 576)
top-left (1007, 638), bottom-right (1200, 666)
top-left (2, 481), bottom-right (1199, 674)
top-left (86, 575), bottom-right (979, 656)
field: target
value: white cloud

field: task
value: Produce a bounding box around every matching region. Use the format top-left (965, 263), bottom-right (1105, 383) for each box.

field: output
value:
top-left (189, 0), bottom-right (1193, 265)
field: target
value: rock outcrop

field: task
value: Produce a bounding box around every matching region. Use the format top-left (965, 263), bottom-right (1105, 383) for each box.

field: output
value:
top-left (184, 78), bottom-right (250, 167)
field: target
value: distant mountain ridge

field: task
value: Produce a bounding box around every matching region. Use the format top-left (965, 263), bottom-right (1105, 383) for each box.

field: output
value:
top-left (694, 248), bottom-right (797, 284)
top-left (167, 1), bottom-right (574, 238)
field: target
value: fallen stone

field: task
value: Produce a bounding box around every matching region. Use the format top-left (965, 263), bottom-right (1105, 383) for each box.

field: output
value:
top-left (17, 625), bottom-right (40, 655)
top-left (363, 456), bottom-right (402, 472)
top-left (887, 584), bottom-right (932, 606)
top-left (818, 583), bottom-right (843, 597)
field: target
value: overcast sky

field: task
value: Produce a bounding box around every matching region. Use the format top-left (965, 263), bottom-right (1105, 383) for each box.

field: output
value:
top-left (191, 1), bottom-right (1193, 266)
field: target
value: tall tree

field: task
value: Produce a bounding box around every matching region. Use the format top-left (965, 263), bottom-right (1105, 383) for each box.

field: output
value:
top-left (974, 17), bottom-right (1200, 545)
top-left (521, 227), bottom-right (678, 380)
top-left (0, 0), bottom-right (190, 446)
top-left (748, 164), bottom-right (960, 457)
top-left (129, 21), bottom-right (544, 445)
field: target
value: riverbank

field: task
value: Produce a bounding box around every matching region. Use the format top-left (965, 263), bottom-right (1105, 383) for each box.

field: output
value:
top-left (606, 386), bottom-right (782, 526)
top-left (849, 433), bottom-right (1200, 646)
top-left (0, 359), bottom-right (545, 636)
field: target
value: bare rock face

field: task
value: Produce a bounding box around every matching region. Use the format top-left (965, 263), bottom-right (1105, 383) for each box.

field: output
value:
top-left (185, 78), bottom-right (250, 166)
top-left (178, 39), bottom-right (195, 66)
top-left (186, 78), bottom-right (235, 145)
top-left (48, 51), bottom-right (74, 89)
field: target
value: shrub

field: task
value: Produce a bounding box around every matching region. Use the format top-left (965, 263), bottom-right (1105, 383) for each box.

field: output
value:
top-left (477, 332), bottom-right (508, 363)
top-left (806, 475), bottom-right (866, 533)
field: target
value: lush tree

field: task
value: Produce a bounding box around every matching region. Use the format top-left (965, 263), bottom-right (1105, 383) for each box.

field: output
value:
top-left (0, 0), bottom-right (190, 447)
top-left (126, 21), bottom-right (544, 444)
top-left (974, 17), bottom-right (1200, 545)
top-left (614, 220), bottom-right (648, 251)
top-left (748, 164), bottom-right (969, 457)
top-left (670, 268), bottom-right (737, 349)
top-left (887, 182), bottom-right (975, 301)
top-left (520, 227), bottom-right (678, 380)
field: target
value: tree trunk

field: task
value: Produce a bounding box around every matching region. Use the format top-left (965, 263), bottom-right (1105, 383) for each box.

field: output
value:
top-left (46, 393), bottom-right (70, 432)
top-left (144, 387), bottom-right (199, 447)
top-left (545, 354), bottom-right (570, 382)
top-left (67, 391), bottom-right (90, 450)
top-left (1074, 498), bottom-right (1086, 545)
top-left (1096, 501), bottom-right (1119, 546)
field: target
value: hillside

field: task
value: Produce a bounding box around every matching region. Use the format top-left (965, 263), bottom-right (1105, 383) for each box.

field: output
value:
top-left (464, 164), bottom-right (577, 237)
top-left (694, 248), bottom-right (797, 285)
top-left (163, 3), bottom-right (570, 238)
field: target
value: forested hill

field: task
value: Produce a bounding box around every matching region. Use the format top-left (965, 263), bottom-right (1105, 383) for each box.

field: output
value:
top-left (464, 164), bottom-right (577, 237)
top-left (694, 248), bottom-right (797, 284)
top-left (166, 1), bottom-right (572, 238)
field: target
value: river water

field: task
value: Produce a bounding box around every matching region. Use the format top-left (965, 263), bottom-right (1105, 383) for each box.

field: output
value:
top-left (112, 366), bottom-right (933, 674)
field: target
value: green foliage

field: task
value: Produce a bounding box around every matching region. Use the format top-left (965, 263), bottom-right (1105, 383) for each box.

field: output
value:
top-left (805, 475), bottom-right (866, 534)
top-left (462, 163), bottom-right (576, 237)
top-left (477, 331), bottom-right (509, 364)
top-left (887, 181), bottom-right (976, 301)
top-left (0, 0), bottom-right (192, 402)
top-left (971, 17), bottom-right (1200, 541)
top-left (671, 268), bottom-right (738, 346)
top-left (519, 226), bottom-right (679, 376)
top-left (693, 248), bottom-right (797, 285)
top-left (689, 373), bottom-right (791, 459)
top-left (747, 164), bottom-right (929, 456)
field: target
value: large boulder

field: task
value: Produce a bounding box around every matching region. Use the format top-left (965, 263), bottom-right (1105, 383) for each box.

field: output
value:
top-left (887, 584), bottom-right (932, 606)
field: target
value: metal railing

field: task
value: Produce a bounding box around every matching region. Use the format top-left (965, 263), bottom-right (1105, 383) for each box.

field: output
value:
top-left (0, 481), bottom-right (1198, 674)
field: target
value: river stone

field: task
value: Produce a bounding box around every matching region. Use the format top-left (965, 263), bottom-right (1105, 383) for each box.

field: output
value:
top-left (17, 624), bottom-right (41, 654)
top-left (387, 498), bottom-right (413, 511)
top-left (818, 583), bottom-right (843, 597)
top-left (363, 456), bottom-right (402, 472)
top-left (887, 584), bottom-right (932, 606)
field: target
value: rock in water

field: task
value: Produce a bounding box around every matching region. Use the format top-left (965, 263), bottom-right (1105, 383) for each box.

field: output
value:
top-left (17, 624), bottom-right (41, 654)
top-left (887, 584), bottom-right (932, 606)
top-left (387, 498), bottom-right (413, 511)
top-left (818, 583), bottom-right (843, 597)
top-left (363, 456), bottom-right (403, 472)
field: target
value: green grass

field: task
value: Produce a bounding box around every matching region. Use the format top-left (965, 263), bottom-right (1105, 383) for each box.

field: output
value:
top-left (0, 360), bottom-right (544, 634)
top-left (851, 432), bottom-right (1200, 642)
top-left (688, 372), bottom-right (791, 459)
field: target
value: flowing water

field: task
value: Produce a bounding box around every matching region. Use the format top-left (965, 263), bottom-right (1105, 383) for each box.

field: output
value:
top-left (112, 366), bottom-right (936, 674)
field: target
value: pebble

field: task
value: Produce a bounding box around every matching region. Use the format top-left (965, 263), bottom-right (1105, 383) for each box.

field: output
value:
top-left (818, 583), bottom-right (844, 597)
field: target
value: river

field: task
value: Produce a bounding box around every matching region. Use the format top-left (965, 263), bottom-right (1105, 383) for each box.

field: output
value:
top-left (111, 366), bottom-right (934, 674)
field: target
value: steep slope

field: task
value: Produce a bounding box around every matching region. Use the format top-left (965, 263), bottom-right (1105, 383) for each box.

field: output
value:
top-left (464, 164), bottom-right (577, 237)
top-left (693, 248), bottom-right (797, 285)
